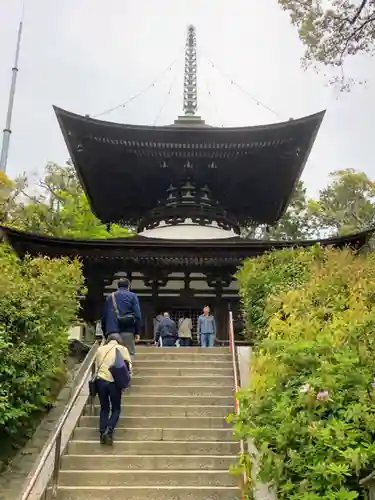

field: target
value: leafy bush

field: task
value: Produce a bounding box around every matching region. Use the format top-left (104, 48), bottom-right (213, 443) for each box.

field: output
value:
top-left (236, 247), bottom-right (323, 342)
top-left (0, 243), bottom-right (85, 437)
top-left (234, 247), bottom-right (375, 500)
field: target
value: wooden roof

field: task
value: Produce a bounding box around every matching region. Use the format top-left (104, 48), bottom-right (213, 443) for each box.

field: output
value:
top-left (1, 226), bottom-right (372, 270)
top-left (54, 107), bottom-right (325, 226)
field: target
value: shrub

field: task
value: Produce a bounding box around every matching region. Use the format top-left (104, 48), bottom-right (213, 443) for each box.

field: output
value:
top-left (234, 247), bottom-right (375, 500)
top-left (0, 243), bottom-right (85, 437)
top-left (236, 246), bottom-right (323, 342)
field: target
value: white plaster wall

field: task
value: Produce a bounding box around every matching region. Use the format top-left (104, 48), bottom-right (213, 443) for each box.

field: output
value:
top-left (139, 221), bottom-right (236, 240)
top-left (68, 325), bottom-right (83, 340)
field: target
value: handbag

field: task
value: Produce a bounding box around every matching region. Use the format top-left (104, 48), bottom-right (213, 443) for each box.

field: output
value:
top-left (88, 345), bottom-right (116, 397)
top-left (109, 348), bottom-right (131, 390)
top-left (111, 293), bottom-right (135, 329)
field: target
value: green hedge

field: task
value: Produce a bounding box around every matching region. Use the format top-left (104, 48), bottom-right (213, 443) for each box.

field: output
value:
top-left (0, 243), bottom-right (85, 437)
top-left (234, 247), bottom-right (375, 500)
top-left (235, 246), bottom-right (324, 343)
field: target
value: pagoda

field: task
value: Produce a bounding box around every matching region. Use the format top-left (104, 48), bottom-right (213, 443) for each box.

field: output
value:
top-left (1, 26), bottom-right (373, 341)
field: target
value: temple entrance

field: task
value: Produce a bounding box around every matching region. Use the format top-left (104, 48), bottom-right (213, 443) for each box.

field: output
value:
top-left (150, 303), bottom-right (222, 344)
top-left (169, 308), bottom-right (203, 330)
top-left (169, 308), bottom-right (202, 344)
top-left (135, 296), bottom-right (234, 342)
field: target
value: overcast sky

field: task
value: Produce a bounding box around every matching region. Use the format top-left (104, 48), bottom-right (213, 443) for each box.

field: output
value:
top-left (0, 0), bottom-right (374, 196)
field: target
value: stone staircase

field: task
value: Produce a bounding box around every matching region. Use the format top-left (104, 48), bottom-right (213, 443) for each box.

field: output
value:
top-left (56, 346), bottom-right (240, 500)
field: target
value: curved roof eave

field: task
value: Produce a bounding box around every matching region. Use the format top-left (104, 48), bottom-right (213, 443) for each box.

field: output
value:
top-left (53, 105), bottom-right (326, 134)
top-left (1, 225), bottom-right (373, 251)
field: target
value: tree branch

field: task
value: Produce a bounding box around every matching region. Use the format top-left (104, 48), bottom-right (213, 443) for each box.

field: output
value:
top-left (39, 181), bottom-right (65, 203)
top-left (339, 14), bottom-right (375, 60)
top-left (350, 0), bottom-right (368, 25)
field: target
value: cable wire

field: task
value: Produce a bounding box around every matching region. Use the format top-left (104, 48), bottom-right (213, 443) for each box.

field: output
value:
top-left (201, 73), bottom-right (222, 126)
top-left (203, 55), bottom-right (281, 119)
top-left (92, 58), bottom-right (180, 119)
top-left (153, 67), bottom-right (179, 125)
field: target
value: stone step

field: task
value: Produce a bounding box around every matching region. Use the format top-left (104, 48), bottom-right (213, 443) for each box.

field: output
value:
top-left (136, 347), bottom-right (230, 353)
top-left (61, 454), bottom-right (236, 471)
top-left (133, 360), bottom-right (232, 369)
top-left (58, 470), bottom-right (238, 487)
top-left (56, 486), bottom-right (239, 500)
top-left (67, 440), bottom-right (240, 455)
top-left (73, 427), bottom-right (234, 442)
top-left (87, 404), bottom-right (232, 418)
top-left (89, 395), bottom-right (234, 407)
top-left (121, 395), bottom-right (234, 406)
top-left (126, 385), bottom-right (234, 397)
top-left (79, 416), bottom-right (230, 429)
top-left (132, 376), bottom-right (233, 386)
top-left (134, 353), bottom-right (232, 362)
top-left (133, 367), bottom-right (234, 377)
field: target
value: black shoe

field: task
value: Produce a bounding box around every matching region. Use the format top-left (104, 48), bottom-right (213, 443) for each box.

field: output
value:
top-left (100, 432), bottom-right (106, 444)
top-left (103, 428), bottom-right (113, 445)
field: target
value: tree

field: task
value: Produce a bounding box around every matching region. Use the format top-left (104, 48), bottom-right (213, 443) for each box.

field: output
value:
top-left (4, 162), bottom-right (134, 238)
top-left (243, 170), bottom-right (375, 241)
top-left (264, 181), bottom-right (313, 240)
top-left (309, 168), bottom-right (375, 236)
top-left (243, 181), bottom-right (313, 240)
top-left (278, 0), bottom-right (375, 89)
top-left (0, 171), bottom-right (26, 224)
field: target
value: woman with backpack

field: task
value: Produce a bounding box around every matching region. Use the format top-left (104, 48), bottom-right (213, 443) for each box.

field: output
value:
top-left (94, 333), bottom-right (132, 445)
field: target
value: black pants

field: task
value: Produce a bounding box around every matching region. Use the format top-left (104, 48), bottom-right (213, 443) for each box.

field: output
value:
top-left (96, 378), bottom-right (122, 433)
top-left (179, 338), bottom-right (192, 347)
top-left (161, 337), bottom-right (177, 347)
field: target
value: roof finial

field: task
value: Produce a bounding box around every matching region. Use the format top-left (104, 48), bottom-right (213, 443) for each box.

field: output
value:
top-left (0, 4), bottom-right (24, 173)
top-left (183, 25), bottom-right (198, 117)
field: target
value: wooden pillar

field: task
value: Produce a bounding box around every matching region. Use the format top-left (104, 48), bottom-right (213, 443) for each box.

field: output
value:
top-left (141, 301), bottom-right (154, 341)
top-left (206, 271), bottom-right (224, 342)
top-left (81, 262), bottom-right (106, 323)
top-left (206, 270), bottom-right (233, 343)
top-left (152, 281), bottom-right (159, 304)
top-left (213, 282), bottom-right (222, 341)
top-left (183, 272), bottom-right (191, 294)
top-left (143, 272), bottom-right (168, 339)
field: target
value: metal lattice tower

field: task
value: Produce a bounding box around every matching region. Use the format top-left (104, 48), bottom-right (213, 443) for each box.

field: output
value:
top-left (183, 25), bottom-right (198, 117)
top-left (0, 13), bottom-right (24, 173)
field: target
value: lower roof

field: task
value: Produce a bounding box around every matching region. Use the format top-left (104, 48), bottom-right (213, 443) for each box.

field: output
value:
top-left (1, 226), bottom-right (372, 269)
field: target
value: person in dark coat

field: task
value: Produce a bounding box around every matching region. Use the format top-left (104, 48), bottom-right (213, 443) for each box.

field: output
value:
top-left (101, 278), bottom-right (142, 359)
top-left (155, 312), bottom-right (178, 347)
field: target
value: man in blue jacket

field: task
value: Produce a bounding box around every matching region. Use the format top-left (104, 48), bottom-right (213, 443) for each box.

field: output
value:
top-left (101, 279), bottom-right (142, 359)
top-left (197, 306), bottom-right (216, 347)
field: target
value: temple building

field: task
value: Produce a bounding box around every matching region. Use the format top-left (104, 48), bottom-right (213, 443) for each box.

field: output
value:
top-left (1, 25), bottom-right (373, 341)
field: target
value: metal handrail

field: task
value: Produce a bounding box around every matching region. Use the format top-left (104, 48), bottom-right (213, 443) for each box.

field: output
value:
top-left (19, 341), bottom-right (100, 500)
top-left (228, 310), bottom-right (247, 499)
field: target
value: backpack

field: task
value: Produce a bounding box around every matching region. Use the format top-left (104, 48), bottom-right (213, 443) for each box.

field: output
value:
top-left (109, 348), bottom-right (131, 390)
top-left (178, 317), bottom-right (192, 338)
top-left (111, 293), bottom-right (135, 329)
